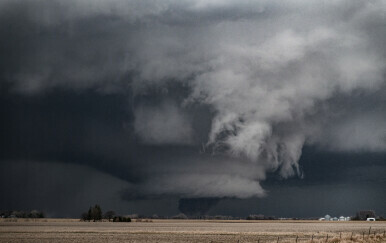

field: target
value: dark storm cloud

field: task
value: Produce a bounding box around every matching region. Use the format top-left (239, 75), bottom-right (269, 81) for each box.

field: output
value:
top-left (0, 0), bottom-right (385, 205)
top-left (212, 148), bottom-right (386, 218)
top-left (0, 160), bottom-right (129, 217)
top-left (0, 159), bottom-right (181, 217)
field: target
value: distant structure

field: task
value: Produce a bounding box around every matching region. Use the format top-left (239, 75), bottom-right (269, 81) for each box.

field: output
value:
top-left (319, 214), bottom-right (351, 221)
top-left (247, 214), bottom-right (276, 220)
top-left (249, 214), bottom-right (265, 220)
top-left (356, 210), bottom-right (376, 220)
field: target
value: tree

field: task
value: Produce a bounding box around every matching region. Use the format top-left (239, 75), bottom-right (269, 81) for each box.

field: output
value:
top-left (113, 216), bottom-right (131, 222)
top-left (104, 211), bottom-right (116, 222)
top-left (81, 205), bottom-right (103, 222)
top-left (172, 213), bottom-right (188, 219)
top-left (81, 212), bottom-right (89, 221)
top-left (29, 210), bottom-right (44, 218)
top-left (90, 204), bottom-right (102, 221)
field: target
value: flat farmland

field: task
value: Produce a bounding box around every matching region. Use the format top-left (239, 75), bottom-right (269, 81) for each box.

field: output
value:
top-left (0, 219), bottom-right (385, 243)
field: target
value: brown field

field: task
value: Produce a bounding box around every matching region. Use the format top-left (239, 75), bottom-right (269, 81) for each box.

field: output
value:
top-left (0, 218), bottom-right (385, 242)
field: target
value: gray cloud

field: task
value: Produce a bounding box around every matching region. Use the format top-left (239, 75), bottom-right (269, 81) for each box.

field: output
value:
top-left (1, 0), bottom-right (385, 199)
top-left (124, 154), bottom-right (267, 198)
top-left (129, 173), bottom-right (264, 199)
top-left (313, 114), bottom-right (386, 152)
top-left (134, 101), bottom-right (194, 145)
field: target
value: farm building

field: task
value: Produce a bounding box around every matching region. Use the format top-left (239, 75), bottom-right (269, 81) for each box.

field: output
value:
top-left (319, 215), bottom-right (351, 221)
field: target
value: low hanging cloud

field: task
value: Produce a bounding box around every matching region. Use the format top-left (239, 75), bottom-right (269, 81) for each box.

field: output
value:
top-left (122, 155), bottom-right (268, 199)
top-left (1, 0), bottom-right (385, 199)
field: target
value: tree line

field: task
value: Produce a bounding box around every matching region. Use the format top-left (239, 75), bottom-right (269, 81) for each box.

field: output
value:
top-left (0, 210), bottom-right (44, 218)
top-left (81, 205), bottom-right (131, 222)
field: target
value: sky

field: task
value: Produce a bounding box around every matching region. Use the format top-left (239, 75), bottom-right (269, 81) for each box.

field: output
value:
top-left (0, 0), bottom-right (385, 218)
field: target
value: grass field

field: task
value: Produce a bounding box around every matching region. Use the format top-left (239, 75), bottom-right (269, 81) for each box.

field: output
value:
top-left (0, 218), bottom-right (385, 242)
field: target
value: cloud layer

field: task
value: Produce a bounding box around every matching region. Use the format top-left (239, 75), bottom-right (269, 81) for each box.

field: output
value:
top-left (134, 101), bottom-right (194, 145)
top-left (1, 0), bottom-right (385, 199)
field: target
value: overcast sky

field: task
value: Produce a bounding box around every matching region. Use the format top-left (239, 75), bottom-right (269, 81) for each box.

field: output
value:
top-left (0, 0), bottom-right (385, 218)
